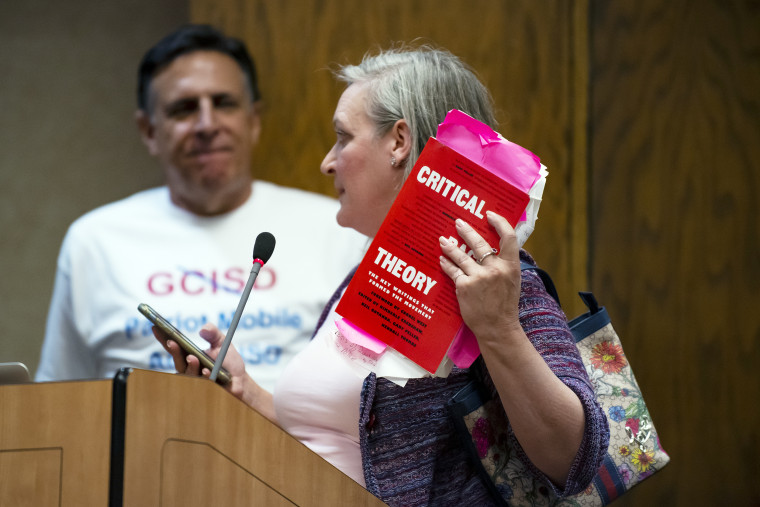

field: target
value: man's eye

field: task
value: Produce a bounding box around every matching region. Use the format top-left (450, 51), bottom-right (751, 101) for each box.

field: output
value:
top-left (214, 96), bottom-right (239, 109)
top-left (166, 101), bottom-right (198, 117)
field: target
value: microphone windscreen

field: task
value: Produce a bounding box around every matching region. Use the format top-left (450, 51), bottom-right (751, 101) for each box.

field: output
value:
top-left (252, 232), bottom-right (276, 263)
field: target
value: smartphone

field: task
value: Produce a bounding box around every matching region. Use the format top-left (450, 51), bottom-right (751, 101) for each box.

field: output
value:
top-left (138, 303), bottom-right (231, 385)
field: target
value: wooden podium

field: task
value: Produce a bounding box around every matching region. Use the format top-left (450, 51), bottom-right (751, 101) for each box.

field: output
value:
top-left (0, 368), bottom-right (387, 506)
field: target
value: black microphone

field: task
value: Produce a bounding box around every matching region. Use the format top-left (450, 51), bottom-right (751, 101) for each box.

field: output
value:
top-left (210, 232), bottom-right (276, 382)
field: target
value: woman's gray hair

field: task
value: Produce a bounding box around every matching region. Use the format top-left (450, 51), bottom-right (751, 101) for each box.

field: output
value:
top-left (334, 45), bottom-right (497, 179)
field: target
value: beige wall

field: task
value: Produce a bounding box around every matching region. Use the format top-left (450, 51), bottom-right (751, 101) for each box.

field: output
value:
top-left (0, 0), bottom-right (188, 373)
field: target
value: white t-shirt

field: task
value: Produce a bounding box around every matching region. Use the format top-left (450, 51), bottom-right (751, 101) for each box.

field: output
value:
top-left (36, 181), bottom-right (367, 392)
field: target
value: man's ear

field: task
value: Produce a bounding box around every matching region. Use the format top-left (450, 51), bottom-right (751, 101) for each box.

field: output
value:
top-left (390, 118), bottom-right (412, 169)
top-left (248, 103), bottom-right (262, 147)
top-left (135, 110), bottom-right (159, 156)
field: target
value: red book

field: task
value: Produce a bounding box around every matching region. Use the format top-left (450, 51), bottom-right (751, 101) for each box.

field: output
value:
top-left (335, 138), bottom-right (531, 373)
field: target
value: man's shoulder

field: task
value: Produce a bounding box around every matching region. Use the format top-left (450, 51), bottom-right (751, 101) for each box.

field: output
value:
top-left (68, 187), bottom-right (168, 232)
top-left (252, 180), bottom-right (339, 208)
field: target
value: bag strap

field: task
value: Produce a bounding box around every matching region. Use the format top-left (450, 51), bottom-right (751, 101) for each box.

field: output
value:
top-left (519, 260), bottom-right (561, 307)
top-left (568, 292), bottom-right (611, 341)
top-left (520, 262), bottom-right (610, 342)
top-left (311, 265), bottom-right (358, 339)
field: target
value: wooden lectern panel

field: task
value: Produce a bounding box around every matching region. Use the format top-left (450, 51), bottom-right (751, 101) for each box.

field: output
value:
top-left (117, 369), bottom-right (386, 506)
top-left (0, 380), bottom-right (112, 506)
top-left (0, 448), bottom-right (61, 506)
top-left (160, 440), bottom-right (296, 505)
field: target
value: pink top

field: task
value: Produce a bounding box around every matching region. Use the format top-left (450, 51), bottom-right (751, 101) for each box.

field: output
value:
top-left (273, 300), bottom-right (365, 486)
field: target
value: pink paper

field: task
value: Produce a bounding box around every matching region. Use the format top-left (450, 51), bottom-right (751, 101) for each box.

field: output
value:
top-left (437, 110), bottom-right (542, 368)
top-left (335, 318), bottom-right (387, 354)
top-left (436, 109), bottom-right (542, 194)
top-left (446, 325), bottom-right (481, 369)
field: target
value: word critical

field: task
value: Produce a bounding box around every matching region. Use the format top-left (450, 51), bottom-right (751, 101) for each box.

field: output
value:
top-left (416, 166), bottom-right (486, 218)
top-left (372, 246), bottom-right (437, 295)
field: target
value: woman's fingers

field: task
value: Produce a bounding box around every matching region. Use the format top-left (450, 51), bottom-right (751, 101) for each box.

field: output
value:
top-left (199, 323), bottom-right (225, 351)
top-left (437, 212), bottom-right (522, 336)
top-left (199, 323), bottom-right (247, 378)
top-left (152, 327), bottom-right (189, 372)
top-left (485, 211), bottom-right (519, 262)
top-left (439, 215), bottom-right (508, 275)
top-left (184, 353), bottom-right (202, 376)
top-left (151, 324), bottom-right (219, 378)
top-left (438, 250), bottom-right (467, 283)
top-left (453, 218), bottom-right (494, 266)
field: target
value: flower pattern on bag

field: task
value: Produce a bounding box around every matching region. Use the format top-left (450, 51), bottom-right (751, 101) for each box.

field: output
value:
top-left (589, 341), bottom-right (627, 374)
top-left (461, 322), bottom-right (669, 506)
top-left (472, 415), bottom-right (495, 458)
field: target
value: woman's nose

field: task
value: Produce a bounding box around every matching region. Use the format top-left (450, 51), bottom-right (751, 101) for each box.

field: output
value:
top-left (320, 146), bottom-right (336, 175)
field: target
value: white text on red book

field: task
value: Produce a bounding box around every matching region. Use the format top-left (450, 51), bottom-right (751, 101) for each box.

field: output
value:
top-left (373, 247), bottom-right (438, 295)
top-left (416, 166), bottom-right (486, 218)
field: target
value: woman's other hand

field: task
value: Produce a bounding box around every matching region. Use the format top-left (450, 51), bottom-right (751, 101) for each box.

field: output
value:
top-left (438, 211), bottom-right (522, 343)
top-left (153, 323), bottom-right (277, 422)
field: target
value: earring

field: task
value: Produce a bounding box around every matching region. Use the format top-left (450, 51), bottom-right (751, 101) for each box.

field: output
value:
top-left (391, 156), bottom-right (397, 167)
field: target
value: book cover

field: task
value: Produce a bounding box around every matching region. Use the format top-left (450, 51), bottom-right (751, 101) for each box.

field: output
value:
top-left (335, 137), bottom-right (531, 373)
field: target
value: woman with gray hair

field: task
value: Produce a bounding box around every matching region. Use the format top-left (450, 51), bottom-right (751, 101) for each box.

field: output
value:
top-left (334, 46), bottom-right (497, 180)
top-left (157, 45), bottom-right (609, 506)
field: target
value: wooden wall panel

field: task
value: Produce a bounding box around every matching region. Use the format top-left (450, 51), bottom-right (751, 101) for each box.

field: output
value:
top-left (191, 0), bottom-right (591, 316)
top-left (192, 0), bottom-right (760, 504)
top-left (590, 1), bottom-right (760, 505)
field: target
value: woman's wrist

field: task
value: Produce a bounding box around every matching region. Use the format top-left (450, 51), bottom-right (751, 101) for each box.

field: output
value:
top-left (239, 374), bottom-right (277, 424)
top-left (473, 317), bottom-right (525, 352)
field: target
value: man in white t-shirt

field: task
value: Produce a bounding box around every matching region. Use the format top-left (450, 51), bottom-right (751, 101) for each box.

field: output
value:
top-left (35, 25), bottom-right (366, 392)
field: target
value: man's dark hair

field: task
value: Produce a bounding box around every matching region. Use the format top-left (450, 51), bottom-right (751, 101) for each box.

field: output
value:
top-left (137, 24), bottom-right (261, 111)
